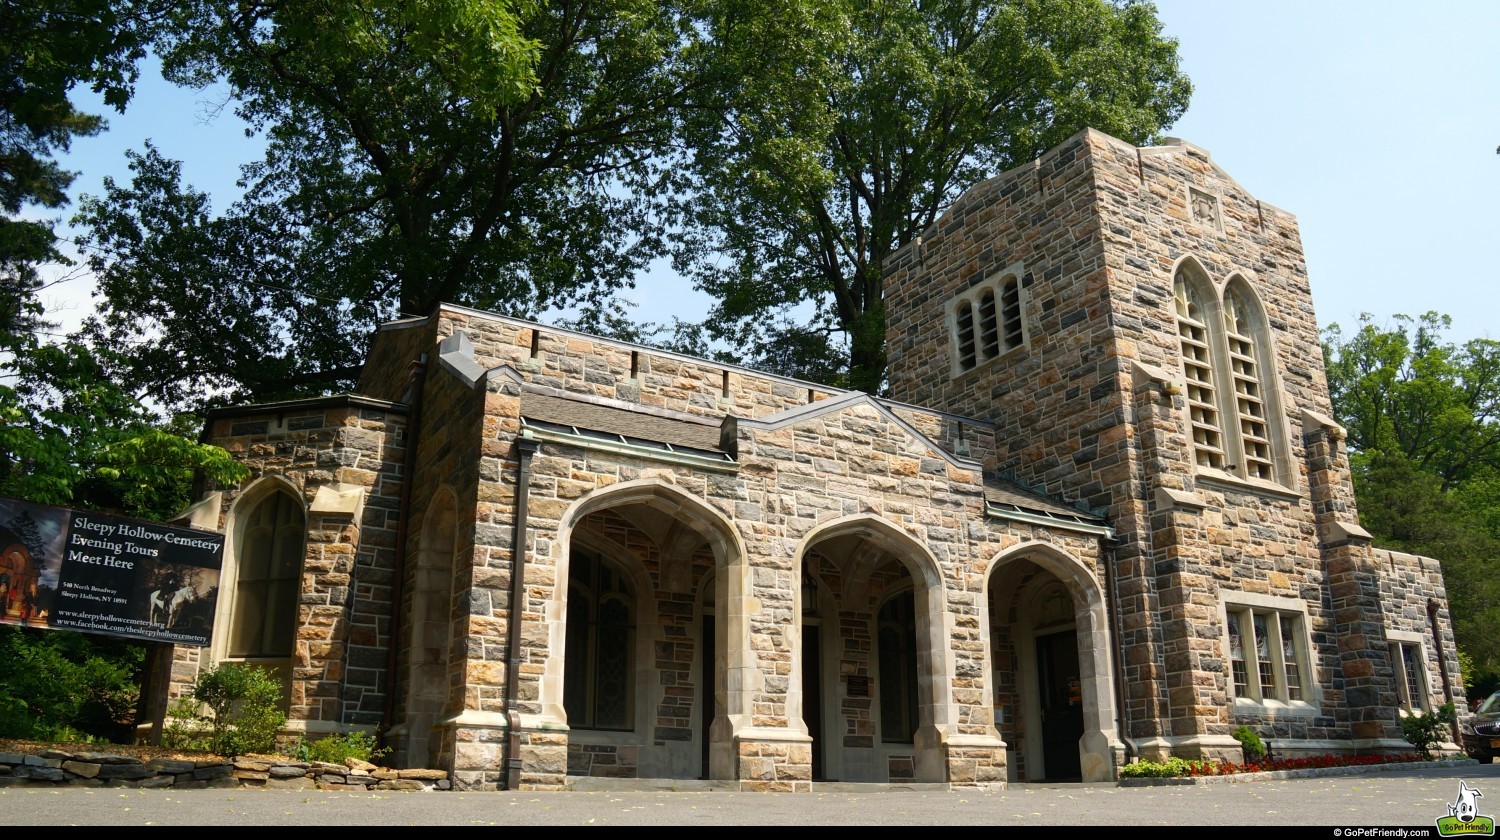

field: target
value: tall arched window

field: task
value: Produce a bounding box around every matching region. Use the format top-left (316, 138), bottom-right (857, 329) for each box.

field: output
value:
top-left (877, 589), bottom-right (919, 744)
top-left (229, 489), bottom-right (305, 658)
top-left (564, 550), bottom-right (635, 730)
top-left (1172, 263), bottom-right (1291, 488)
top-left (956, 300), bottom-right (977, 369)
top-left (1000, 278), bottom-right (1024, 352)
top-left (1220, 278), bottom-right (1290, 484)
top-left (1174, 267), bottom-right (1227, 471)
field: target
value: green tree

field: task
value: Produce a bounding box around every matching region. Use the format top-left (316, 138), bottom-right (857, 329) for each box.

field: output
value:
top-left (1323, 312), bottom-right (1500, 690)
top-left (161, 662), bottom-right (287, 756)
top-left (76, 0), bottom-right (842, 408)
top-left (0, 0), bottom-right (162, 337)
top-left (673, 0), bottom-right (1191, 391)
top-left (0, 332), bottom-right (249, 519)
top-left (1323, 312), bottom-right (1500, 491)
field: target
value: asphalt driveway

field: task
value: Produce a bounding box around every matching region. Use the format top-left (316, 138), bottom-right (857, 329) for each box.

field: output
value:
top-left (4, 763), bottom-right (1498, 827)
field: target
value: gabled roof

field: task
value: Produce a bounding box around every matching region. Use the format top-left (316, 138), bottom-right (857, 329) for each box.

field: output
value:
top-left (738, 390), bottom-right (985, 472)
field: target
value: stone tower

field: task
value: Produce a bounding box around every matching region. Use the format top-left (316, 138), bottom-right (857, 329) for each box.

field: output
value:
top-left (883, 129), bottom-right (1454, 759)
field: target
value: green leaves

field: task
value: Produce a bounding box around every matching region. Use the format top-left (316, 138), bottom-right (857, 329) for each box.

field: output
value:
top-left (0, 330), bottom-right (249, 520)
top-left (676, 0), bottom-right (1192, 391)
top-left (1323, 312), bottom-right (1500, 695)
top-left (170, 662), bottom-right (287, 757)
top-left (1324, 312), bottom-right (1500, 490)
top-left (92, 0), bottom-right (804, 406)
top-left (1400, 703), bottom-right (1455, 761)
top-left (0, 625), bottom-right (146, 741)
top-left (1, 0), bottom-right (164, 352)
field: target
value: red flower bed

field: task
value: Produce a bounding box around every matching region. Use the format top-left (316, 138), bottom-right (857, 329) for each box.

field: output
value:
top-left (1184, 753), bottom-right (1424, 776)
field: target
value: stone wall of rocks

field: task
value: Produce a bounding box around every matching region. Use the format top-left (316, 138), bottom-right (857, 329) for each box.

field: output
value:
top-left (185, 398), bottom-right (409, 729)
top-left (0, 746), bottom-right (450, 791)
top-left (1376, 547), bottom-right (1469, 715)
top-left (386, 350), bottom-right (489, 773)
top-left (420, 308), bottom-right (840, 421)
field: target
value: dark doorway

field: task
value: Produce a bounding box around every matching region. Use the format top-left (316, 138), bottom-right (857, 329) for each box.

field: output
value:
top-left (802, 624), bottom-right (824, 780)
top-left (1036, 630), bottom-right (1083, 781)
top-left (700, 612), bottom-right (714, 779)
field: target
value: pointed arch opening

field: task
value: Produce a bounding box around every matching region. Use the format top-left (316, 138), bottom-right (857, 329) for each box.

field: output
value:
top-left (793, 515), bottom-right (949, 784)
top-left (1221, 275), bottom-right (1294, 487)
top-left (1173, 258), bottom-right (1228, 472)
top-left (214, 476), bottom-right (308, 713)
top-left (984, 542), bottom-right (1117, 783)
top-left (547, 479), bottom-right (749, 783)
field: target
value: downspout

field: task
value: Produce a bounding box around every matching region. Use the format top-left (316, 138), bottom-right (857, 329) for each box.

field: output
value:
top-left (379, 356), bottom-right (427, 751)
top-left (504, 436), bottom-right (540, 791)
top-left (1104, 535), bottom-right (1136, 764)
top-left (1428, 598), bottom-right (1459, 744)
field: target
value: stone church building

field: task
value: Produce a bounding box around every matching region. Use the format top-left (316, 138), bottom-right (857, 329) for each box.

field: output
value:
top-left (167, 129), bottom-right (1465, 790)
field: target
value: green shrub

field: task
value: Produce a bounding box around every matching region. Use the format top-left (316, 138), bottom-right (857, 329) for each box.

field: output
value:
top-left (1232, 725), bottom-right (1266, 761)
top-left (0, 625), bottom-right (144, 742)
top-left (1119, 756), bottom-right (1218, 778)
top-left (288, 730), bottom-right (390, 765)
top-left (1400, 703), bottom-right (1455, 761)
top-left (161, 696), bottom-right (214, 752)
top-left (161, 663), bottom-right (286, 757)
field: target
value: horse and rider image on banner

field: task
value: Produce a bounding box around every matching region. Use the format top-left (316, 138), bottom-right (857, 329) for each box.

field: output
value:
top-left (0, 495), bottom-right (224, 647)
top-left (142, 565), bottom-right (217, 638)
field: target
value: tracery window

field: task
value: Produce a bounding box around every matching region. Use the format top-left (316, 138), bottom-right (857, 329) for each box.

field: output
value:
top-left (1225, 602), bottom-right (1309, 704)
top-left (1223, 284), bottom-right (1275, 481)
top-left (564, 550), bottom-right (635, 730)
top-left (977, 289), bottom-right (1000, 361)
top-left (1174, 269), bottom-right (1226, 470)
top-left (1172, 263), bottom-right (1292, 489)
top-left (950, 271), bottom-right (1027, 375)
top-left (956, 300), bottom-right (977, 369)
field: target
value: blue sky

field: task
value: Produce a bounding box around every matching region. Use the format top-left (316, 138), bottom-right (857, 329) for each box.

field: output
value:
top-left (41, 0), bottom-right (1500, 348)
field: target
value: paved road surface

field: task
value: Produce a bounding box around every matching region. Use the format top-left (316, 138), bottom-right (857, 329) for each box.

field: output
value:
top-left (4, 764), bottom-right (1498, 826)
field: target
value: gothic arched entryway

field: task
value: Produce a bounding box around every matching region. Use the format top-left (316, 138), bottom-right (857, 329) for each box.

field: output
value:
top-left (793, 516), bottom-right (949, 784)
top-left (986, 543), bottom-right (1118, 783)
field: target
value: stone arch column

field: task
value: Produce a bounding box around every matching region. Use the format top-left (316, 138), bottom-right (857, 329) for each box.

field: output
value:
top-left (403, 486), bottom-right (458, 769)
top-left (985, 541), bottom-right (1119, 782)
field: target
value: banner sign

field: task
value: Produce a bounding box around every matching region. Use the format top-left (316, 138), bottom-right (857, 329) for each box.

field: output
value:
top-left (0, 495), bottom-right (224, 647)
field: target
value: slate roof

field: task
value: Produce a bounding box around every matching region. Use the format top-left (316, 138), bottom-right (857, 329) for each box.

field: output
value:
top-left (520, 392), bottom-right (728, 456)
top-left (982, 473), bottom-right (1106, 524)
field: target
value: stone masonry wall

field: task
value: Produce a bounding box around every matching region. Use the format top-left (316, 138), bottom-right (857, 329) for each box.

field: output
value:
top-left (389, 356), bottom-right (488, 771)
top-left (884, 131), bottom-right (1164, 745)
top-left (356, 317), bottom-right (440, 404)
top-left (1376, 548), bottom-right (1469, 717)
top-left (1080, 133), bottom-right (1381, 747)
top-left (197, 402), bottom-right (407, 729)
top-left (432, 308), bottom-right (839, 422)
top-left (882, 128), bottom-right (1413, 753)
top-left (480, 382), bottom-right (1106, 788)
